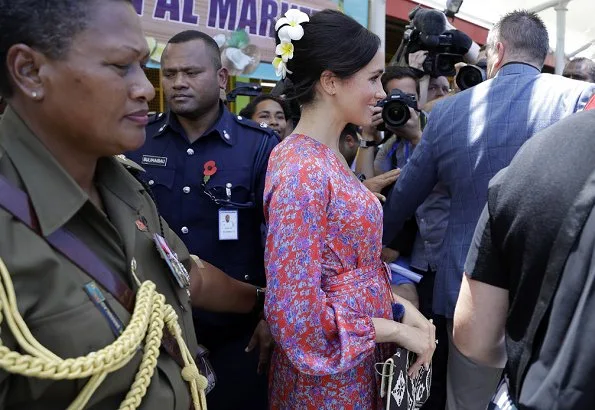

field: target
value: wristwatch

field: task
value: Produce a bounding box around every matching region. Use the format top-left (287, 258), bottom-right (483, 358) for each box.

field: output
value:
top-left (359, 139), bottom-right (378, 148)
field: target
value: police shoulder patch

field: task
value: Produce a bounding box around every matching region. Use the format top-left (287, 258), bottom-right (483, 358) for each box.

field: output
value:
top-left (233, 115), bottom-right (278, 137)
top-left (146, 112), bottom-right (169, 138)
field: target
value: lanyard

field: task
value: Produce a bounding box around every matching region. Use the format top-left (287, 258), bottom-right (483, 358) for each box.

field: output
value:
top-left (389, 139), bottom-right (411, 168)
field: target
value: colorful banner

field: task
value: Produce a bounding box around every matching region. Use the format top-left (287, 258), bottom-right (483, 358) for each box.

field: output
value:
top-left (134, 0), bottom-right (337, 73)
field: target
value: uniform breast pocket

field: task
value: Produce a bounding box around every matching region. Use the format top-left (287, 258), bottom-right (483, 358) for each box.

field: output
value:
top-left (206, 170), bottom-right (253, 208)
top-left (145, 167), bottom-right (176, 192)
top-left (27, 297), bottom-right (127, 359)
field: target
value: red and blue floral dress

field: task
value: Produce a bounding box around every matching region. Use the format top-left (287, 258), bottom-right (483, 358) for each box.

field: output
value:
top-left (264, 134), bottom-right (394, 409)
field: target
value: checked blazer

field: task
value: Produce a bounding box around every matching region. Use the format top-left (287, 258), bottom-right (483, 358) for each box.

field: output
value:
top-left (383, 62), bottom-right (595, 317)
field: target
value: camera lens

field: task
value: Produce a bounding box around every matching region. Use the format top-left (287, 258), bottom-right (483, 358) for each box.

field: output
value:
top-left (456, 65), bottom-right (486, 90)
top-left (382, 101), bottom-right (411, 128)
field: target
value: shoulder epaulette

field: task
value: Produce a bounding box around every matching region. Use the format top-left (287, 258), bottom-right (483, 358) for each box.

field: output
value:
top-left (148, 112), bottom-right (166, 125)
top-left (115, 154), bottom-right (145, 173)
top-left (232, 114), bottom-right (278, 138)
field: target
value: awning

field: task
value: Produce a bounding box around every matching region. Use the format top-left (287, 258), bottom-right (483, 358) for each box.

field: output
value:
top-left (387, 0), bottom-right (595, 71)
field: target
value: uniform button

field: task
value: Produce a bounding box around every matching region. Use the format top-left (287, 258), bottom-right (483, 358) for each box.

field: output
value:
top-left (148, 179), bottom-right (155, 186)
top-left (223, 130), bottom-right (230, 140)
top-left (187, 148), bottom-right (194, 156)
top-left (181, 227), bottom-right (189, 234)
top-left (183, 186), bottom-right (191, 194)
top-left (237, 115), bottom-right (243, 120)
top-left (421, 219), bottom-right (425, 224)
top-left (259, 122), bottom-right (268, 128)
top-left (244, 274), bottom-right (250, 281)
top-left (158, 124), bottom-right (167, 133)
top-left (424, 240), bottom-right (429, 245)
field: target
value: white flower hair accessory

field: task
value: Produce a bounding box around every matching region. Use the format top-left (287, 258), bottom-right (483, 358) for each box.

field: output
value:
top-left (273, 9), bottom-right (310, 78)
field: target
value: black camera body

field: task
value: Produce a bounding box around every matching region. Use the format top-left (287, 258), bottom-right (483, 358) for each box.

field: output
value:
top-left (423, 52), bottom-right (464, 78)
top-left (394, 8), bottom-right (473, 78)
top-left (376, 89), bottom-right (419, 131)
top-left (406, 29), bottom-right (469, 77)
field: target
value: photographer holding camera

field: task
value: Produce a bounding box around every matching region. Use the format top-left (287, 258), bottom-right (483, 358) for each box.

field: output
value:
top-left (355, 74), bottom-right (421, 183)
top-left (406, 50), bottom-right (451, 110)
top-left (373, 66), bottom-right (423, 178)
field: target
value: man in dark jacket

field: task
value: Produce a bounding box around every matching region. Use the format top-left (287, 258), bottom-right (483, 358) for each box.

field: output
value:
top-left (454, 109), bottom-right (595, 409)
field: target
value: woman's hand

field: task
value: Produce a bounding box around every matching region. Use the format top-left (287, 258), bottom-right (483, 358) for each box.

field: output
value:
top-left (391, 295), bottom-right (437, 375)
top-left (393, 323), bottom-right (435, 377)
top-left (372, 317), bottom-right (436, 377)
top-left (372, 316), bottom-right (436, 376)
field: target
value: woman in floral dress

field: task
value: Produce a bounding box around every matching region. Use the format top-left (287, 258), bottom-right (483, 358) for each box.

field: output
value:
top-left (264, 9), bottom-right (436, 410)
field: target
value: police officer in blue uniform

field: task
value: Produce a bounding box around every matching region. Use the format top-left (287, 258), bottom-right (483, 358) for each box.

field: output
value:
top-left (127, 30), bottom-right (278, 410)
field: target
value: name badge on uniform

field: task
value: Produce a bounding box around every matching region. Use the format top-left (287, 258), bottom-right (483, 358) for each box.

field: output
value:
top-left (153, 233), bottom-right (190, 289)
top-left (219, 209), bottom-right (239, 240)
top-left (141, 155), bottom-right (168, 167)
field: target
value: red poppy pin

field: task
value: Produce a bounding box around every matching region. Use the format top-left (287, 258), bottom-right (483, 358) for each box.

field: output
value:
top-left (203, 160), bottom-right (217, 183)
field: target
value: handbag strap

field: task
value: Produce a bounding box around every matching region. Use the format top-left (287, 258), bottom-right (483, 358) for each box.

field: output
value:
top-left (0, 175), bottom-right (186, 367)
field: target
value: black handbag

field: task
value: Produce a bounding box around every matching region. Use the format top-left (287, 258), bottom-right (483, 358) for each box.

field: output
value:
top-left (487, 377), bottom-right (518, 410)
top-left (378, 347), bottom-right (432, 410)
top-left (195, 344), bottom-right (217, 394)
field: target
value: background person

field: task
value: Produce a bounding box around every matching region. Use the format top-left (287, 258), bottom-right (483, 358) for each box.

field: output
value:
top-left (455, 109), bottom-right (595, 409)
top-left (563, 57), bottom-right (595, 83)
top-left (338, 123), bottom-right (400, 201)
top-left (407, 50), bottom-right (452, 109)
top-left (126, 30), bottom-right (278, 410)
top-left (239, 94), bottom-right (291, 139)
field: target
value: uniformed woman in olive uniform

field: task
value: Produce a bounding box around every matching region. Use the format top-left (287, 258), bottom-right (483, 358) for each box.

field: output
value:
top-left (0, 0), bottom-right (264, 408)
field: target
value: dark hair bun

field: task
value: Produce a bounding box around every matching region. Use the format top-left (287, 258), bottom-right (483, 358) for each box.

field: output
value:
top-left (275, 9), bottom-right (381, 105)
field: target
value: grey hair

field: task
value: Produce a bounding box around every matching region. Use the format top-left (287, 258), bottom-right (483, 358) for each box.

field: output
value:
top-left (487, 10), bottom-right (549, 68)
top-left (0, 0), bottom-right (131, 97)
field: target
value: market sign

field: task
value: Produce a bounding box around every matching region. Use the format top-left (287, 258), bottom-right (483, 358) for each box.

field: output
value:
top-left (133, 0), bottom-right (337, 74)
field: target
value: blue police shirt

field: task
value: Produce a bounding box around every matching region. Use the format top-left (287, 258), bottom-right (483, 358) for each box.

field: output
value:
top-left (126, 104), bottom-right (278, 334)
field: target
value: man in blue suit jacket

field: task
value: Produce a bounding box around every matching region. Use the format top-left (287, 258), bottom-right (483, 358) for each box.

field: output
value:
top-left (382, 10), bottom-right (595, 409)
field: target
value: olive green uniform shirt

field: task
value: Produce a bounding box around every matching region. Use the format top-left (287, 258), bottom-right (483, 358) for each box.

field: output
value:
top-left (0, 108), bottom-right (198, 409)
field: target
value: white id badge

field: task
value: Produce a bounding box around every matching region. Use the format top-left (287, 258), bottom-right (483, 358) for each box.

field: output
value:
top-left (218, 209), bottom-right (239, 240)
